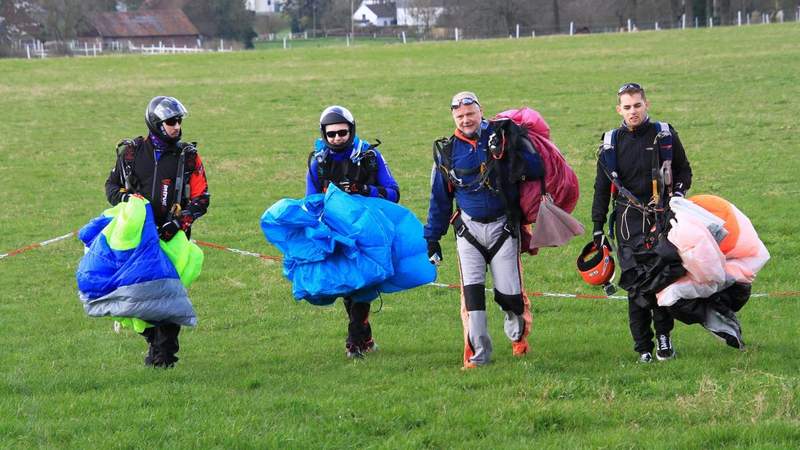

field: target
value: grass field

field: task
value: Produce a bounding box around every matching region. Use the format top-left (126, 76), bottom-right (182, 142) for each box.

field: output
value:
top-left (1, 24), bottom-right (800, 448)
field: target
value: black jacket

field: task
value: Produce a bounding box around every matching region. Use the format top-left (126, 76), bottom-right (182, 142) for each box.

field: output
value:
top-left (105, 136), bottom-right (209, 229)
top-left (591, 119), bottom-right (692, 239)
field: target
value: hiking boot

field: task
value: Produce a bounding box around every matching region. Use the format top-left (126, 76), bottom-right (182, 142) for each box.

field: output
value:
top-left (511, 338), bottom-right (529, 357)
top-left (655, 334), bottom-right (675, 361)
top-left (638, 352), bottom-right (653, 363)
top-left (346, 343), bottom-right (364, 359)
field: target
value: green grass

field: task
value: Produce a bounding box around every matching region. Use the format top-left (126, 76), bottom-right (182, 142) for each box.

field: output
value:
top-left (2, 24), bottom-right (800, 448)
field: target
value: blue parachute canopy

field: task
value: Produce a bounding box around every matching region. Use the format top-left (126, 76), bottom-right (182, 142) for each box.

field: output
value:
top-left (260, 185), bottom-right (436, 305)
top-left (76, 197), bottom-right (200, 326)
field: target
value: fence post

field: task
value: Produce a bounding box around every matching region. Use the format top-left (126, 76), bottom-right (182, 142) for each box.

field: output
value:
top-left (401, 31), bottom-right (406, 44)
top-left (516, 24), bottom-right (520, 39)
top-left (531, 30), bottom-right (535, 38)
top-left (682, 14), bottom-right (686, 29)
top-left (84, 42), bottom-right (89, 56)
top-left (455, 28), bottom-right (459, 41)
top-left (737, 11), bottom-right (741, 26)
top-left (695, 17), bottom-right (699, 28)
top-left (346, 34), bottom-right (350, 47)
top-left (26, 44), bottom-right (30, 59)
top-left (93, 43), bottom-right (97, 57)
top-left (708, 17), bottom-right (713, 28)
top-left (655, 21), bottom-right (659, 31)
top-left (570, 21), bottom-right (574, 35)
top-left (627, 18), bottom-right (632, 32)
top-left (283, 36), bottom-right (287, 49)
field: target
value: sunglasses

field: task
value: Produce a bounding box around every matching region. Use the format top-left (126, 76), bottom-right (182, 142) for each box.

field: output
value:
top-left (163, 117), bottom-right (182, 126)
top-left (617, 83), bottom-right (643, 95)
top-left (325, 129), bottom-right (350, 138)
top-left (451, 97), bottom-right (479, 110)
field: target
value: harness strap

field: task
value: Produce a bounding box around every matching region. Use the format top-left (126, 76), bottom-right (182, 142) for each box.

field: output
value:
top-left (451, 213), bottom-right (513, 264)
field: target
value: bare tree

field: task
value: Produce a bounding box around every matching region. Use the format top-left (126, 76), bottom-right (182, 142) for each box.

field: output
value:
top-left (552, 0), bottom-right (560, 32)
top-left (32, 0), bottom-right (113, 43)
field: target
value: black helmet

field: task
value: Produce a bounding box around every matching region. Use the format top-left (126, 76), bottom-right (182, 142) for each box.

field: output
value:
top-left (319, 105), bottom-right (355, 150)
top-left (145, 96), bottom-right (188, 144)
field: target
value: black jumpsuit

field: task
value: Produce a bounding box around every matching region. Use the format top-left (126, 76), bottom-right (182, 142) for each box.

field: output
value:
top-left (591, 119), bottom-right (692, 353)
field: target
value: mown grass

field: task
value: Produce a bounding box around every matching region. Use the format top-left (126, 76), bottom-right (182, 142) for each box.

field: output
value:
top-left (1, 24), bottom-right (799, 448)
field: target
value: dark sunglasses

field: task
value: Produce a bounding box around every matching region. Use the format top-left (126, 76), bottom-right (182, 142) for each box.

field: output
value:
top-left (451, 97), bottom-right (479, 110)
top-left (617, 83), bottom-right (643, 95)
top-left (163, 117), bottom-right (182, 126)
top-left (325, 129), bottom-right (349, 138)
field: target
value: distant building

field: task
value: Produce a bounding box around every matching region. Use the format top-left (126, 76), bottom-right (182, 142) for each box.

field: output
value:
top-left (84, 9), bottom-right (201, 48)
top-left (245, 0), bottom-right (281, 14)
top-left (353, 1), bottom-right (397, 27)
top-left (396, 0), bottom-right (445, 27)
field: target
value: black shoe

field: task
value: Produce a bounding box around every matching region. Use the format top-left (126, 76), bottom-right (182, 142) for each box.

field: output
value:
top-left (346, 343), bottom-right (364, 359)
top-left (655, 334), bottom-right (675, 361)
top-left (638, 352), bottom-right (653, 363)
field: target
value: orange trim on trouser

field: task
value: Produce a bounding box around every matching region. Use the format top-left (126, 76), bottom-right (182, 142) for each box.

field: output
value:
top-left (517, 252), bottom-right (533, 343)
top-left (456, 252), bottom-right (476, 367)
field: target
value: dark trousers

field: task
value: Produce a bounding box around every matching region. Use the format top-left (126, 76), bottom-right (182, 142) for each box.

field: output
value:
top-left (628, 294), bottom-right (673, 353)
top-left (141, 323), bottom-right (181, 367)
top-left (343, 298), bottom-right (372, 349)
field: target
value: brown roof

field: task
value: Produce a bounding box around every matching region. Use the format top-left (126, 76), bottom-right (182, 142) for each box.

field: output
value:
top-left (91, 9), bottom-right (199, 38)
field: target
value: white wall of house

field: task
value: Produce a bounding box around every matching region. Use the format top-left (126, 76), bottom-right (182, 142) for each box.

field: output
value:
top-left (353, 3), bottom-right (379, 26)
top-left (245, 0), bottom-right (280, 14)
top-left (353, 2), bottom-right (396, 27)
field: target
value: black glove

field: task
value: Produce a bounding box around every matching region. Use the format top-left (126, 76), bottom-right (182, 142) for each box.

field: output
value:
top-left (158, 220), bottom-right (181, 242)
top-left (593, 230), bottom-right (606, 249)
top-left (427, 240), bottom-right (442, 265)
top-left (336, 181), bottom-right (370, 196)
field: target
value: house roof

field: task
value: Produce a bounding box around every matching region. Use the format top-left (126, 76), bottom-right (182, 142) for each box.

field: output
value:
top-left (91, 9), bottom-right (199, 38)
top-left (365, 2), bottom-right (397, 18)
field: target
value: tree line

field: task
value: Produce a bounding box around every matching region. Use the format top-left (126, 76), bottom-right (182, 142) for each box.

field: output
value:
top-left (2, 0), bottom-right (797, 52)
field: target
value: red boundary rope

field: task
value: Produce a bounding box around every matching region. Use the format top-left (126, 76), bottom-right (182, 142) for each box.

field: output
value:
top-left (2, 232), bottom-right (797, 300)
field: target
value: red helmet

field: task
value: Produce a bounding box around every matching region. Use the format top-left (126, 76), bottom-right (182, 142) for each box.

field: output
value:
top-left (577, 240), bottom-right (615, 286)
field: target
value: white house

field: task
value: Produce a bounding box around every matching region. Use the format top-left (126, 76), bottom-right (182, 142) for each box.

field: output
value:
top-left (245, 0), bottom-right (281, 14)
top-left (396, 0), bottom-right (445, 27)
top-left (353, 1), bottom-right (397, 27)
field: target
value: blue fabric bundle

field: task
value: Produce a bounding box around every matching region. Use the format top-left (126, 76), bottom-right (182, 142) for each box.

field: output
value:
top-left (76, 198), bottom-right (198, 326)
top-left (261, 185), bottom-right (436, 305)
